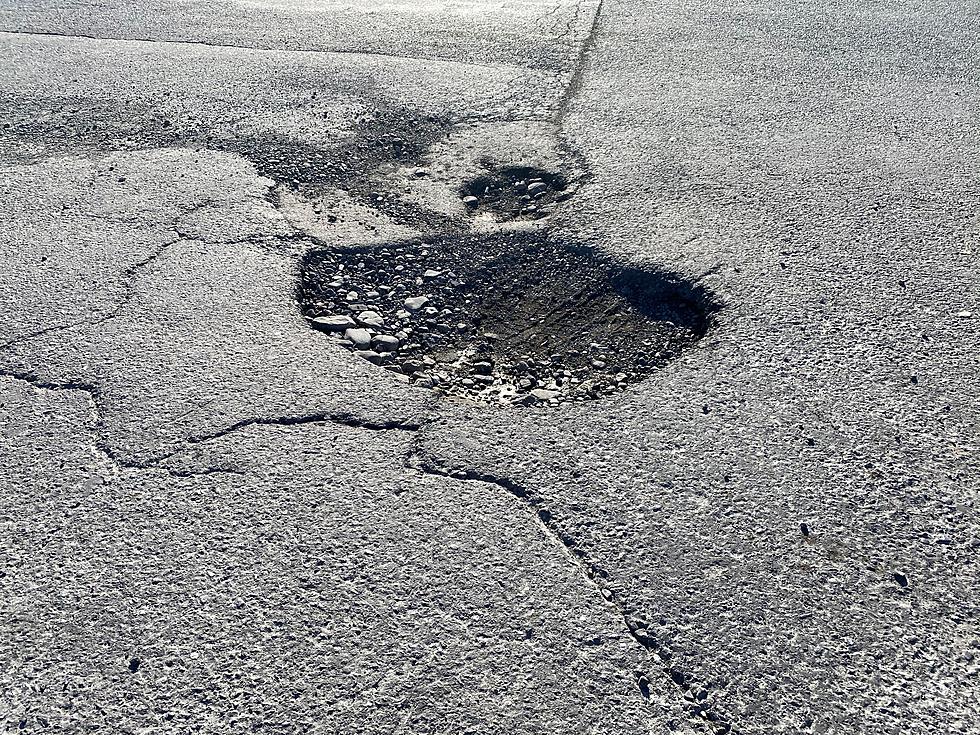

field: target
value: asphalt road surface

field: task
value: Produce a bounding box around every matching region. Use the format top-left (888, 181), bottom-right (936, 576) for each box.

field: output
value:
top-left (2, 1), bottom-right (978, 734)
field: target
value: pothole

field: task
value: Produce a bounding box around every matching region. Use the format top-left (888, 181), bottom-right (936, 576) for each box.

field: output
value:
top-left (459, 164), bottom-right (572, 221)
top-left (299, 232), bottom-right (716, 406)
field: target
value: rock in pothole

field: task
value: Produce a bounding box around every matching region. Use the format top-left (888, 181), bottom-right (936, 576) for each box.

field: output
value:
top-left (299, 232), bottom-right (716, 406)
top-left (459, 165), bottom-right (571, 221)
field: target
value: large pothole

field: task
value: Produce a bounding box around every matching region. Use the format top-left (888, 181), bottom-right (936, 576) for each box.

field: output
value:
top-left (299, 232), bottom-right (716, 406)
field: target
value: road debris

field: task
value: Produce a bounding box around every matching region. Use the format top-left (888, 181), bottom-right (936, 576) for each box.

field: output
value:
top-left (300, 231), bottom-right (716, 406)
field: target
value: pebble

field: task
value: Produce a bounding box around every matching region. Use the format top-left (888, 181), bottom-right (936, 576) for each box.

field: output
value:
top-left (528, 182), bottom-right (548, 195)
top-left (462, 196), bottom-right (479, 207)
top-left (355, 350), bottom-right (383, 364)
top-left (311, 315), bottom-right (356, 332)
top-left (372, 335), bottom-right (400, 352)
top-left (404, 296), bottom-right (429, 311)
top-left (423, 269), bottom-right (442, 280)
top-left (344, 328), bottom-right (372, 349)
top-left (529, 388), bottom-right (559, 401)
top-left (357, 310), bottom-right (385, 328)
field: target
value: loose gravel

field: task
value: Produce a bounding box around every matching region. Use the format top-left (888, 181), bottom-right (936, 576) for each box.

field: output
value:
top-left (300, 232), bottom-right (716, 406)
top-left (459, 165), bottom-right (571, 221)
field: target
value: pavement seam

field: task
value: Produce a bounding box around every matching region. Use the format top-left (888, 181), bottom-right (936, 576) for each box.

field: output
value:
top-left (405, 442), bottom-right (732, 734)
top-left (554, 0), bottom-right (604, 127)
top-left (0, 29), bottom-right (516, 72)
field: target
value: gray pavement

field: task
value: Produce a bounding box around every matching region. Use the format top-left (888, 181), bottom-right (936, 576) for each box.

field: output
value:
top-left (1, 1), bottom-right (978, 734)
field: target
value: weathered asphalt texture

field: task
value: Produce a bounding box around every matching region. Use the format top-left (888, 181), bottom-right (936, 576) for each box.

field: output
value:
top-left (2, 1), bottom-right (979, 734)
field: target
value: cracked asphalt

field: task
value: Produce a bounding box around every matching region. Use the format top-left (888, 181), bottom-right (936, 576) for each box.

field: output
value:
top-left (2, 1), bottom-right (979, 734)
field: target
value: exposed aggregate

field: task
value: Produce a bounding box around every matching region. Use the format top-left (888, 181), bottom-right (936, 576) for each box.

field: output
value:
top-left (300, 232), bottom-right (715, 406)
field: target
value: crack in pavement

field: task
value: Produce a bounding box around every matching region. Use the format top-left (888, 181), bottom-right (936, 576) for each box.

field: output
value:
top-left (508, 23), bottom-right (731, 728)
top-left (0, 198), bottom-right (226, 353)
top-left (1, 213), bottom-right (318, 357)
top-left (0, 179), bottom-right (422, 477)
top-left (181, 410), bottom-right (421, 451)
top-left (0, 368), bottom-right (179, 476)
top-left (0, 369), bottom-right (421, 479)
top-left (0, 321), bottom-right (85, 352)
top-left (0, 29), bottom-right (512, 71)
top-left (0, 232), bottom-right (189, 353)
top-left (544, 0), bottom-right (602, 218)
top-left (4, 338), bottom-right (726, 729)
top-left (405, 441), bottom-right (731, 734)
top-left (161, 466), bottom-right (246, 478)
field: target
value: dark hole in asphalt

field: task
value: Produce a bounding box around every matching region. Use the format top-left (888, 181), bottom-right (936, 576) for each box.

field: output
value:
top-left (460, 164), bottom-right (571, 220)
top-left (299, 231), bottom-right (716, 406)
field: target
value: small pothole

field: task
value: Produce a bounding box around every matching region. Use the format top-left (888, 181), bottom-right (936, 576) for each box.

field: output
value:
top-left (459, 165), bottom-right (571, 220)
top-left (299, 232), bottom-right (716, 406)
